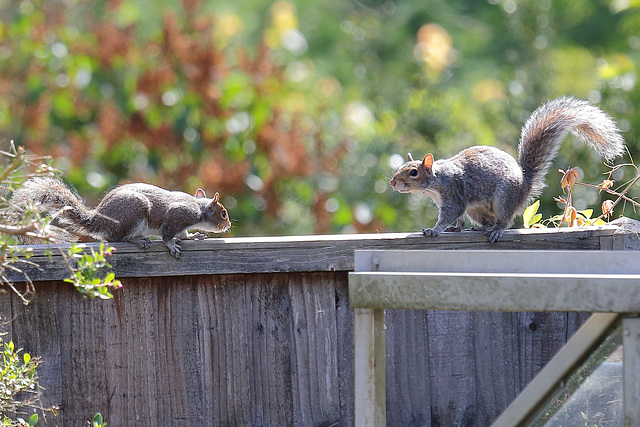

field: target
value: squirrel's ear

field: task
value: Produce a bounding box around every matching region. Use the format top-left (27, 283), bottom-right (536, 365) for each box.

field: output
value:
top-left (212, 192), bottom-right (220, 203)
top-left (407, 152), bottom-right (414, 162)
top-left (195, 188), bottom-right (207, 199)
top-left (422, 154), bottom-right (434, 170)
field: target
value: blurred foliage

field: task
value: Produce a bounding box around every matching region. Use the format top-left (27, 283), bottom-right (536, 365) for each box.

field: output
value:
top-left (1, 0), bottom-right (639, 235)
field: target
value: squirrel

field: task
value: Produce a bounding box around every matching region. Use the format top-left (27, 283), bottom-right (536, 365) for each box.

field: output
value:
top-left (390, 96), bottom-right (625, 243)
top-left (11, 177), bottom-right (231, 258)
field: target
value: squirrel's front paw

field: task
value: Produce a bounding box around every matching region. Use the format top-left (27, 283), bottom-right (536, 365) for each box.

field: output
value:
top-left (422, 228), bottom-right (440, 237)
top-left (136, 237), bottom-right (152, 249)
top-left (167, 241), bottom-right (182, 259)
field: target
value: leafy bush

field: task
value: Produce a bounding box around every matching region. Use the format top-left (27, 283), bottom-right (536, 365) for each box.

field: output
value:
top-left (0, 336), bottom-right (51, 426)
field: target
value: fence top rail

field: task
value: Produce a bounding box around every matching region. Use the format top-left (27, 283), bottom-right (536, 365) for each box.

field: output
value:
top-left (5, 224), bottom-right (637, 282)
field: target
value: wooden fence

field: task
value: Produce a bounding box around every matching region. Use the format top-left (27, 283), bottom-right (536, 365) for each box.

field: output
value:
top-left (1, 225), bottom-right (638, 426)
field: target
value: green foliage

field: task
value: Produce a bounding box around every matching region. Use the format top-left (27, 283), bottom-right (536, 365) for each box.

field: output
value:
top-left (91, 413), bottom-right (106, 427)
top-left (0, 332), bottom-right (105, 425)
top-left (64, 243), bottom-right (122, 299)
top-left (0, 143), bottom-right (124, 303)
top-left (0, 334), bottom-right (51, 426)
top-left (522, 200), bottom-right (542, 229)
top-left (522, 160), bottom-right (640, 229)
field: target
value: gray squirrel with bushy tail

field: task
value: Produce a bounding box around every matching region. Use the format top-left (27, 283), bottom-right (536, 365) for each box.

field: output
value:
top-left (11, 178), bottom-right (231, 258)
top-left (390, 96), bottom-right (625, 242)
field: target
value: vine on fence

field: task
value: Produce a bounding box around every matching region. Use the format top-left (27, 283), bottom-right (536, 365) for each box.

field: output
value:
top-left (524, 156), bottom-right (640, 229)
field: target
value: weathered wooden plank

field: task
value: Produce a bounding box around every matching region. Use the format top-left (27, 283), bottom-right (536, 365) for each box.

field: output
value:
top-left (58, 289), bottom-right (110, 424)
top-left (334, 273), bottom-right (355, 426)
top-left (5, 226), bottom-right (627, 282)
top-left (154, 276), bottom-right (206, 424)
top-left (9, 283), bottom-right (66, 422)
top-left (473, 312), bottom-right (522, 421)
top-left (196, 274), bottom-right (254, 426)
top-left (289, 273), bottom-right (341, 426)
top-left (246, 273), bottom-right (296, 425)
top-left (426, 310), bottom-right (478, 425)
top-left (385, 309), bottom-right (431, 426)
top-left (516, 312), bottom-right (577, 390)
top-left (0, 287), bottom-right (13, 341)
top-left (109, 278), bottom-right (161, 425)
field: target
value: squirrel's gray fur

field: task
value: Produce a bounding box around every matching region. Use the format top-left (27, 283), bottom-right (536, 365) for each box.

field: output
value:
top-left (11, 177), bottom-right (231, 258)
top-left (390, 96), bottom-right (625, 243)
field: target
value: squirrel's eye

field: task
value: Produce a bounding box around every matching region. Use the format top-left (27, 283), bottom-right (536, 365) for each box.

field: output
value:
top-left (222, 210), bottom-right (228, 219)
top-left (409, 169), bottom-right (418, 177)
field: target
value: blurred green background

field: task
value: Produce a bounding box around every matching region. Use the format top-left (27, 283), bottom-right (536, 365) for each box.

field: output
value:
top-left (1, 0), bottom-right (638, 236)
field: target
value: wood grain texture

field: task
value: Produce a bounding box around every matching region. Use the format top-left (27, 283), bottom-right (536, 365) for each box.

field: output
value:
top-left (1, 227), bottom-right (634, 426)
top-left (6, 226), bottom-right (632, 283)
top-left (2, 273), bottom-right (595, 426)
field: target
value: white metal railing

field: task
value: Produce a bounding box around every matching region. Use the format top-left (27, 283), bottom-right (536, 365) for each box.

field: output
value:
top-left (348, 250), bottom-right (640, 426)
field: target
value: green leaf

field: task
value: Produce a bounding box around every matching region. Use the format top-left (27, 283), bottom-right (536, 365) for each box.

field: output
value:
top-left (531, 213), bottom-right (542, 225)
top-left (523, 200), bottom-right (540, 228)
top-left (578, 209), bottom-right (593, 219)
top-left (93, 413), bottom-right (104, 427)
top-left (29, 413), bottom-right (39, 426)
top-left (23, 352), bottom-right (31, 364)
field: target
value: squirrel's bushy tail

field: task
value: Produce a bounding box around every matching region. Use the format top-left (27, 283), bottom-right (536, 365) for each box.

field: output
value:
top-left (11, 176), bottom-right (99, 239)
top-left (518, 96), bottom-right (625, 197)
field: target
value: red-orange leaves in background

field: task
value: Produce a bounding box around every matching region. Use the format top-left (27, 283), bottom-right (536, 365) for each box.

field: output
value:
top-left (94, 22), bottom-right (134, 68)
top-left (98, 102), bottom-right (125, 148)
top-left (200, 157), bottom-right (249, 193)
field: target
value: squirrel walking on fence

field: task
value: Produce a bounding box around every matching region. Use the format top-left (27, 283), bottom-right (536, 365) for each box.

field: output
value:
top-left (11, 177), bottom-right (231, 258)
top-left (390, 96), bottom-right (625, 243)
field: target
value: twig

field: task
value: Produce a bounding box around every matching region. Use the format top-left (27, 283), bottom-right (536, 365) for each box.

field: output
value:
top-left (575, 181), bottom-right (640, 208)
top-left (0, 222), bottom-right (38, 235)
top-left (0, 143), bottom-right (25, 183)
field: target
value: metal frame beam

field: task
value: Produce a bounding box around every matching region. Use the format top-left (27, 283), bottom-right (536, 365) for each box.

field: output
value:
top-left (349, 250), bottom-right (640, 427)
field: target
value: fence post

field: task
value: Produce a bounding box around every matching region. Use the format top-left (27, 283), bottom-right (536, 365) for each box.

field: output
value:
top-left (354, 308), bottom-right (386, 427)
top-left (353, 251), bottom-right (386, 427)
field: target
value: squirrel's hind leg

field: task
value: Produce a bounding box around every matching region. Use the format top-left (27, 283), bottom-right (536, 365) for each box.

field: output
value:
top-left (163, 239), bottom-right (182, 259)
top-left (126, 236), bottom-right (152, 249)
top-left (485, 224), bottom-right (506, 243)
top-left (443, 216), bottom-right (465, 232)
